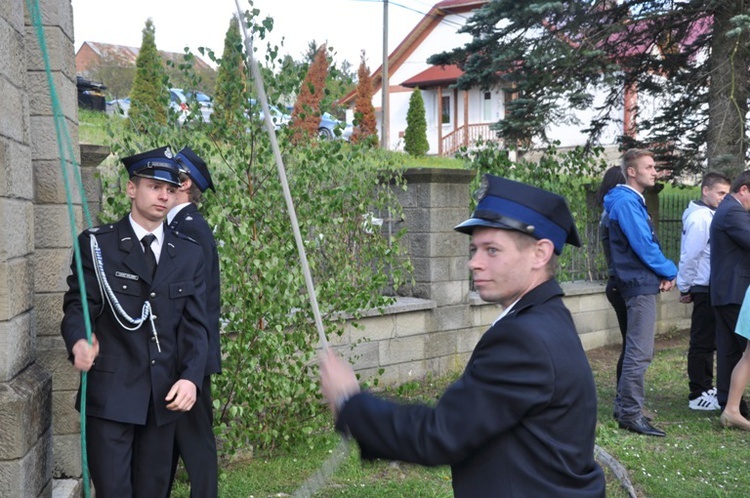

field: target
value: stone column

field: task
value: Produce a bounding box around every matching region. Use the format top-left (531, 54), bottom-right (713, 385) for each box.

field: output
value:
top-left (397, 168), bottom-right (474, 305)
top-left (23, 0), bottom-right (81, 496)
top-left (79, 144), bottom-right (110, 223)
top-left (0, 1), bottom-right (59, 497)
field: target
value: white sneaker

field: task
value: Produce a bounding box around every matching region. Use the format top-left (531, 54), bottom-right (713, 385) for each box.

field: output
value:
top-left (689, 391), bottom-right (720, 411)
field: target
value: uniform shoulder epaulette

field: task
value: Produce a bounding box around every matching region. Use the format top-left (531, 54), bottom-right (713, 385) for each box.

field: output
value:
top-left (172, 230), bottom-right (199, 245)
top-left (84, 224), bottom-right (115, 235)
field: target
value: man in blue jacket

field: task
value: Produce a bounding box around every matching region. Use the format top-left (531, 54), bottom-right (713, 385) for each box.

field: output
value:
top-left (320, 175), bottom-right (605, 497)
top-left (604, 148), bottom-right (677, 437)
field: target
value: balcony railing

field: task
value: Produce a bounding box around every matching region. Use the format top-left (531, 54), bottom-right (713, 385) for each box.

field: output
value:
top-left (441, 123), bottom-right (501, 156)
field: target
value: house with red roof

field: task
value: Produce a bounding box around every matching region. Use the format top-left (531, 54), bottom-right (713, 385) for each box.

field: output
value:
top-left (340, 0), bottom-right (703, 156)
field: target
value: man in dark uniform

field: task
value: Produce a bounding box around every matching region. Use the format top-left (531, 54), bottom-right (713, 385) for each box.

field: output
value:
top-left (60, 146), bottom-right (209, 497)
top-left (711, 170), bottom-right (750, 421)
top-left (165, 147), bottom-right (221, 497)
top-left (319, 175), bottom-right (605, 497)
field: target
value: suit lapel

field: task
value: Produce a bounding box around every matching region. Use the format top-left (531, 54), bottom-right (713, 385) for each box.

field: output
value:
top-left (152, 228), bottom-right (179, 288)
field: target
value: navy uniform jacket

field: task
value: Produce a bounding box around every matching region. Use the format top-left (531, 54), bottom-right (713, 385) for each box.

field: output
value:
top-left (61, 216), bottom-right (209, 427)
top-left (710, 195), bottom-right (750, 307)
top-left (336, 279), bottom-right (605, 497)
top-left (168, 203), bottom-right (221, 375)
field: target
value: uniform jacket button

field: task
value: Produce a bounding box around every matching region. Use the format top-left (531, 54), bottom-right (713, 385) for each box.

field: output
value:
top-left (151, 360), bottom-right (156, 366)
top-left (151, 315), bottom-right (157, 320)
top-left (150, 336), bottom-right (156, 342)
top-left (150, 292), bottom-right (156, 298)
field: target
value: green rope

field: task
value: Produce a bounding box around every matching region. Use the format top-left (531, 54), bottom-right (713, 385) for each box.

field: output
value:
top-left (26, 1), bottom-right (94, 496)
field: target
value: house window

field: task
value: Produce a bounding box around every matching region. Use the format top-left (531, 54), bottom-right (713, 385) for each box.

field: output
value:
top-left (482, 91), bottom-right (492, 121)
top-left (441, 95), bottom-right (451, 124)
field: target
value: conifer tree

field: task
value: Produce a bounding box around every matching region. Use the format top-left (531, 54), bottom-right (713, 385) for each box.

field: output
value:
top-left (129, 18), bottom-right (168, 129)
top-left (430, 0), bottom-right (750, 178)
top-left (403, 88), bottom-right (429, 156)
top-left (290, 45), bottom-right (329, 143)
top-left (212, 15), bottom-right (247, 130)
top-left (351, 52), bottom-right (378, 146)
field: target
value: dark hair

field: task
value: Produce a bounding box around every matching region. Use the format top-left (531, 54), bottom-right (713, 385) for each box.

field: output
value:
top-left (701, 171), bottom-right (731, 190)
top-left (731, 170), bottom-right (750, 193)
top-left (595, 166), bottom-right (625, 206)
top-left (178, 172), bottom-right (203, 204)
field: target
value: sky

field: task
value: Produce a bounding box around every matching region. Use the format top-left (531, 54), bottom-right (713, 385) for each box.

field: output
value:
top-left (71, 0), bottom-right (435, 69)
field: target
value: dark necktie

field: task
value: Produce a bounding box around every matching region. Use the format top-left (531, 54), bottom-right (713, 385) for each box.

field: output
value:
top-left (141, 234), bottom-right (157, 279)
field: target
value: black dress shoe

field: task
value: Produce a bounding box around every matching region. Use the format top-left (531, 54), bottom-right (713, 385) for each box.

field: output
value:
top-left (618, 416), bottom-right (666, 437)
top-left (613, 411), bottom-right (653, 422)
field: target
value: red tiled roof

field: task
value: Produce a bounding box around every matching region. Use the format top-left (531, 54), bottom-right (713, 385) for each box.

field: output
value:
top-left (401, 64), bottom-right (464, 88)
top-left (77, 41), bottom-right (214, 72)
top-left (338, 0), bottom-right (489, 105)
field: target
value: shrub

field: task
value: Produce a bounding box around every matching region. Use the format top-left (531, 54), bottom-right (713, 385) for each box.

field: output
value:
top-left (128, 18), bottom-right (168, 130)
top-left (404, 88), bottom-right (429, 156)
top-left (351, 52), bottom-right (378, 146)
top-left (290, 45), bottom-right (329, 143)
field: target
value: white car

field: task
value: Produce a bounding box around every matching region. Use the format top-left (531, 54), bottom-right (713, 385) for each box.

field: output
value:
top-left (318, 112), bottom-right (353, 141)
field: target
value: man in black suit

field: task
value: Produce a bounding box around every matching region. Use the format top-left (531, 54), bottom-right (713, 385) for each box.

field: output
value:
top-left (61, 146), bottom-right (209, 497)
top-left (319, 175), bottom-right (605, 497)
top-left (165, 147), bottom-right (221, 497)
top-left (710, 170), bottom-right (750, 418)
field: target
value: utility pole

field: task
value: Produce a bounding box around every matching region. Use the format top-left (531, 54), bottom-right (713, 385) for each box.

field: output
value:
top-left (381, 0), bottom-right (389, 150)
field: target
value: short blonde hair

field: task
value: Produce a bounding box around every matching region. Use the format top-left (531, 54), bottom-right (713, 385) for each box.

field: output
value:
top-left (621, 148), bottom-right (653, 177)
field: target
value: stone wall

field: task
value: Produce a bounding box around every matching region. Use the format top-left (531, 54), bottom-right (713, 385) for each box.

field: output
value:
top-left (335, 286), bottom-right (690, 387)
top-left (0, 1), bottom-right (81, 497)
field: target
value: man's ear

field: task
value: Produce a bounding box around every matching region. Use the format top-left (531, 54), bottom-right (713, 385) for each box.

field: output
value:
top-left (532, 239), bottom-right (555, 269)
top-left (126, 179), bottom-right (136, 200)
top-left (180, 177), bottom-right (192, 192)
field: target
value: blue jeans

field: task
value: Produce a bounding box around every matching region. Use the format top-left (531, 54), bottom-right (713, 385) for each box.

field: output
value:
top-left (614, 293), bottom-right (657, 422)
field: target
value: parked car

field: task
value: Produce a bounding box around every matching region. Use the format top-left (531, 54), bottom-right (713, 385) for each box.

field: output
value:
top-left (248, 99), bottom-right (291, 130)
top-left (318, 112), bottom-right (353, 140)
top-left (170, 88), bottom-right (213, 124)
top-left (77, 76), bottom-right (107, 112)
top-left (106, 97), bottom-right (130, 116)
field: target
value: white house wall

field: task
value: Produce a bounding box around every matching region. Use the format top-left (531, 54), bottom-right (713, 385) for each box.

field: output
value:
top-left (375, 8), bottom-right (637, 155)
top-left (374, 14), bottom-right (475, 151)
top-left (544, 86), bottom-right (625, 149)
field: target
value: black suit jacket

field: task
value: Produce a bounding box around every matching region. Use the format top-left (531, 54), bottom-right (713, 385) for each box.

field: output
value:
top-left (336, 279), bottom-right (605, 498)
top-left (61, 216), bottom-right (209, 427)
top-left (710, 195), bottom-right (750, 307)
top-left (169, 203), bottom-right (222, 375)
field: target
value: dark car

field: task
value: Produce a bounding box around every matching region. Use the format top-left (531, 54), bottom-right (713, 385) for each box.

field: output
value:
top-left (77, 76), bottom-right (107, 112)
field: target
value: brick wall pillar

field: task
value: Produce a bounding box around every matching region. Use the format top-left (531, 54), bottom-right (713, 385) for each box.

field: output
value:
top-left (397, 168), bottom-right (475, 305)
top-left (27, 0), bottom-right (85, 492)
top-left (0, 1), bottom-right (60, 497)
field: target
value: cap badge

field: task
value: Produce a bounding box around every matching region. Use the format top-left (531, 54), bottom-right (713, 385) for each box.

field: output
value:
top-left (475, 176), bottom-right (489, 202)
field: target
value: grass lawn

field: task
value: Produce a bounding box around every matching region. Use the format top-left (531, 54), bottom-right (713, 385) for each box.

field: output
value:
top-left (169, 327), bottom-right (750, 497)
